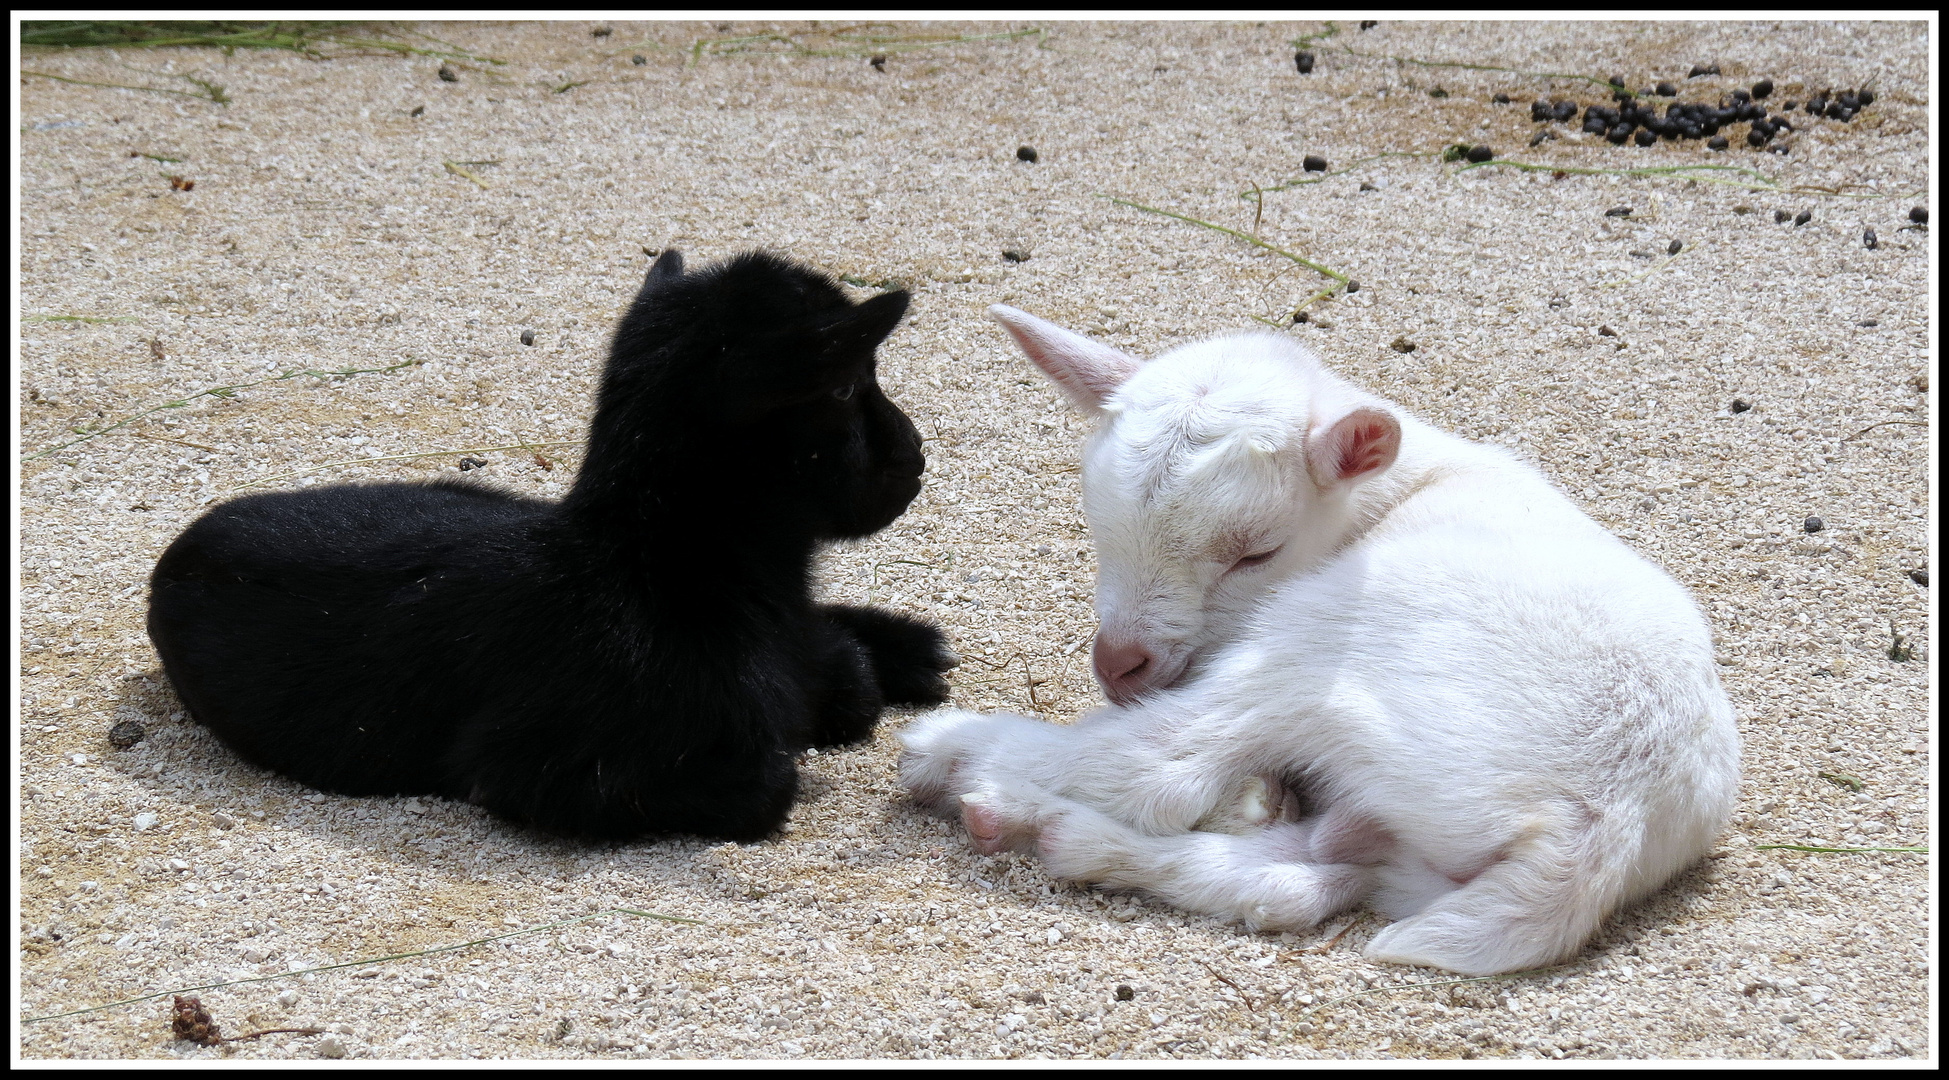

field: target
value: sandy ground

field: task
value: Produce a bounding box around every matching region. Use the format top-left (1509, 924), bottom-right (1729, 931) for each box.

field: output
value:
top-left (14, 19), bottom-right (1934, 1061)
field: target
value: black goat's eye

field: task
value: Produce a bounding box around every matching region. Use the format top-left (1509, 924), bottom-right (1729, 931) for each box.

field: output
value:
top-left (832, 383), bottom-right (856, 401)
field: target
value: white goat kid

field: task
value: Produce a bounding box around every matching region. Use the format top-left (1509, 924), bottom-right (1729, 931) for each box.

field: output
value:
top-left (900, 306), bottom-right (1740, 976)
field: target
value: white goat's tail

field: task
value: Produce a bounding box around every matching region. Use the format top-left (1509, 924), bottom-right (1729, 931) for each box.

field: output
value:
top-left (1362, 802), bottom-right (1646, 977)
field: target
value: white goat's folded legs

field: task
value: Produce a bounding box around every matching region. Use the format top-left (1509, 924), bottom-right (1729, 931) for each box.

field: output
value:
top-left (962, 775), bottom-right (1369, 932)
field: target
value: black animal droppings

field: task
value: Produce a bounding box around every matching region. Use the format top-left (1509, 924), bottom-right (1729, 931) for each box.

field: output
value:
top-left (1531, 100), bottom-right (1551, 121)
top-left (1909, 206), bottom-right (1928, 225)
top-left (1359, 180), bottom-right (1378, 191)
top-left (1751, 79), bottom-right (1773, 99)
top-left (1656, 81), bottom-right (1677, 97)
top-left (1802, 516), bottom-right (1824, 534)
top-left (1731, 89), bottom-right (1751, 104)
top-left (438, 64), bottom-right (457, 82)
top-left (1552, 99), bottom-right (1578, 122)
top-left (1390, 336), bottom-right (1416, 353)
top-left (1794, 210), bottom-right (1812, 226)
top-left (456, 457), bottom-right (487, 471)
top-left (520, 329), bottom-right (537, 346)
top-left (1730, 398), bottom-right (1751, 413)
top-left (409, 104), bottom-right (425, 117)
top-left (1344, 280), bottom-right (1359, 294)
top-left (1668, 239), bottom-right (1683, 255)
top-left (1605, 206), bottom-right (1633, 217)
top-left (1116, 985), bottom-right (1137, 1001)
top-left (1493, 92), bottom-right (1510, 104)
top-left (1596, 325), bottom-right (1618, 337)
top-left (1607, 124), bottom-right (1632, 145)
top-left (1293, 310), bottom-right (1309, 324)
top-left (1294, 50), bottom-right (1315, 74)
top-left (1303, 154), bottom-right (1329, 172)
top-left (1687, 63), bottom-right (1718, 78)
top-left (108, 721), bottom-right (146, 749)
top-left (1707, 134), bottom-right (1729, 150)
top-left (1825, 101), bottom-right (1847, 120)
top-left (1782, 100), bottom-right (1797, 111)
top-left (1360, 19), bottom-right (1378, 30)
top-left (1863, 228), bottom-right (1878, 250)
top-left (1466, 145), bottom-right (1493, 163)
top-left (1583, 116), bottom-right (1609, 135)
top-left (1429, 86), bottom-right (1448, 98)
top-left (1856, 88), bottom-right (1875, 107)
top-left (1637, 129), bottom-right (1659, 147)
top-left (1746, 128), bottom-right (1768, 148)
top-left (1857, 319), bottom-right (1878, 327)
top-left (632, 54), bottom-right (646, 65)
top-left (1910, 568), bottom-right (1929, 586)
top-left (1016, 145), bottom-right (1038, 163)
top-left (591, 26), bottom-right (612, 38)
top-left (1001, 249), bottom-right (1029, 263)
top-left (1838, 92), bottom-right (1859, 110)
top-left (1608, 74), bottom-right (1626, 88)
top-left (869, 54), bottom-right (888, 70)
top-left (1529, 129), bottom-right (1552, 147)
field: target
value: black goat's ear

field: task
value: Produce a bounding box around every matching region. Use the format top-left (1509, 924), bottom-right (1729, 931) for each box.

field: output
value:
top-left (806, 289), bottom-right (909, 360)
top-left (644, 248), bottom-right (685, 287)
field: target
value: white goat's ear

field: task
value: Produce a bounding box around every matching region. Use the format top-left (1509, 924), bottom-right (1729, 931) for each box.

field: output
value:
top-left (987, 305), bottom-right (1141, 415)
top-left (1306, 406), bottom-right (1400, 490)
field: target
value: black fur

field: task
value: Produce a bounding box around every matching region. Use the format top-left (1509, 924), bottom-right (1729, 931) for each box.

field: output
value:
top-left (146, 250), bottom-right (955, 842)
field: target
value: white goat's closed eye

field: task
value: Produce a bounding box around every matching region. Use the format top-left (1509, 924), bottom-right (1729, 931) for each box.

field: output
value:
top-left (1229, 547), bottom-right (1282, 572)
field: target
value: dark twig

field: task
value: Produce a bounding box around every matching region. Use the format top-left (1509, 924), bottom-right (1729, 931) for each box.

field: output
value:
top-left (1842, 419), bottom-right (1927, 441)
top-left (1197, 960), bottom-right (1256, 1010)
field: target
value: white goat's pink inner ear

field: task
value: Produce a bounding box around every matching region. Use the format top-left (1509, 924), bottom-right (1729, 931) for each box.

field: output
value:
top-left (987, 304), bottom-right (1141, 413)
top-left (1308, 406), bottom-right (1401, 488)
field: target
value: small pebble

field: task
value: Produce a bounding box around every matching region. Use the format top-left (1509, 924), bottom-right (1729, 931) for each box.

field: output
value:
top-left (1793, 210), bottom-right (1812, 227)
top-left (1016, 145), bottom-right (1038, 163)
top-left (1802, 516), bottom-right (1824, 533)
top-left (1667, 239), bottom-right (1683, 255)
top-left (1344, 280), bottom-right (1359, 294)
top-left (1857, 319), bottom-right (1878, 327)
top-left (1605, 206), bottom-right (1633, 217)
top-left (1390, 337), bottom-right (1416, 353)
top-left (1360, 19), bottom-right (1377, 30)
top-left (1293, 50), bottom-right (1315, 74)
top-left (631, 55), bottom-right (646, 66)
top-left (1001, 249), bottom-right (1029, 263)
top-left (1863, 227), bottom-right (1878, 250)
top-left (1292, 310), bottom-right (1309, 324)
top-left (438, 64), bottom-right (457, 82)
top-left (134, 812), bottom-right (158, 831)
top-left (1597, 325), bottom-right (1618, 337)
top-left (1733, 205), bottom-right (1754, 215)
top-left (1303, 154), bottom-right (1328, 172)
top-left (1909, 206), bottom-right (1928, 225)
top-left (1465, 145), bottom-right (1493, 163)
top-left (457, 457), bottom-right (488, 471)
top-left (591, 26), bottom-right (612, 38)
top-left (1492, 92), bottom-right (1510, 104)
top-left (1655, 81), bottom-right (1677, 97)
top-left (1910, 569), bottom-right (1929, 586)
top-left (869, 54), bottom-right (887, 71)
top-left (213, 812), bottom-right (237, 830)
top-left (1730, 398), bottom-right (1752, 413)
top-left (408, 104), bottom-right (425, 117)
top-left (1707, 135), bottom-right (1729, 150)
top-left (1115, 985), bottom-right (1136, 1001)
top-left (317, 1037), bottom-right (347, 1059)
top-left (1688, 63), bottom-right (1720, 78)
top-left (1428, 86), bottom-right (1448, 98)
top-left (520, 329), bottom-right (537, 346)
top-left (1751, 79), bottom-right (1773, 99)
top-left (1358, 181), bottom-right (1378, 192)
top-left (1774, 210), bottom-right (1792, 223)
top-left (107, 721), bottom-right (145, 748)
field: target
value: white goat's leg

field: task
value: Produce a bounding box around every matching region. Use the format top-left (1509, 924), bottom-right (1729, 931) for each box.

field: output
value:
top-left (900, 695), bottom-right (1246, 836)
top-left (963, 776), bottom-right (1369, 931)
top-left (1362, 807), bottom-right (1624, 976)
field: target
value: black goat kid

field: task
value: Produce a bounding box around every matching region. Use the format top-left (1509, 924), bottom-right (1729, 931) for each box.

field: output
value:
top-left (147, 250), bottom-right (955, 841)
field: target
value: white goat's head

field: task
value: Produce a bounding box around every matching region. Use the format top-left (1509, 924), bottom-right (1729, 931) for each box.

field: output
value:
top-left (990, 305), bottom-right (1401, 705)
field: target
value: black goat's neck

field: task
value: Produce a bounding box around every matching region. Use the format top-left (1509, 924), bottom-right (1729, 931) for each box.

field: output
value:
top-left (562, 441), bottom-right (821, 579)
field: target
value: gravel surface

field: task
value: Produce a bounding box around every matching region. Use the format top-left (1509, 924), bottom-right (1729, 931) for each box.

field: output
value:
top-left (15, 19), bottom-right (1933, 1061)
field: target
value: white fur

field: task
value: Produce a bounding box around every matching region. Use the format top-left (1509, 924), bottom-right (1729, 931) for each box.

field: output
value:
top-left (901, 307), bottom-right (1741, 976)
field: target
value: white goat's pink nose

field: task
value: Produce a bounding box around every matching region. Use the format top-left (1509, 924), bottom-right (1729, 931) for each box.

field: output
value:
top-left (1092, 634), bottom-right (1157, 704)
